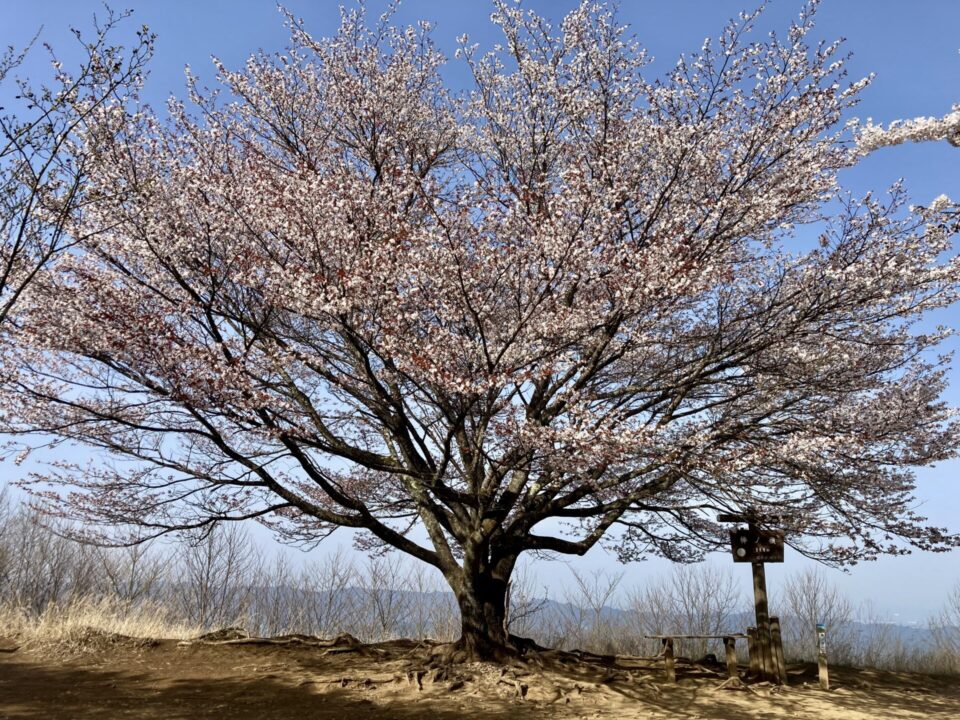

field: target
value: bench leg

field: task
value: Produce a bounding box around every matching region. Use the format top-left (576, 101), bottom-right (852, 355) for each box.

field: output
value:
top-left (662, 637), bottom-right (675, 682)
top-left (724, 636), bottom-right (738, 679)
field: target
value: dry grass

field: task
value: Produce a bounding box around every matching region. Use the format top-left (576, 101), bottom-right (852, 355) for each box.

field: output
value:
top-left (0, 594), bottom-right (201, 654)
top-left (1, 498), bottom-right (958, 673)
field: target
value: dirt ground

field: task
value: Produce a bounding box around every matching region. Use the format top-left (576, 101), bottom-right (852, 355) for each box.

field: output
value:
top-left (1, 634), bottom-right (958, 719)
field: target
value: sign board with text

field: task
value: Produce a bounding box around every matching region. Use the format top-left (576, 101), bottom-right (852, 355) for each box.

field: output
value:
top-left (729, 528), bottom-right (784, 563)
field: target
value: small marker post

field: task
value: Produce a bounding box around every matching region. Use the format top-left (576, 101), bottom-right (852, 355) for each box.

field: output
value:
top-left (816, 623), bottom-right (830, 690)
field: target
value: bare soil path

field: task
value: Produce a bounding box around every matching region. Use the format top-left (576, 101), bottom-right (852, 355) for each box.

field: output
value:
top-left (1, 636), bottom-right (957, 719)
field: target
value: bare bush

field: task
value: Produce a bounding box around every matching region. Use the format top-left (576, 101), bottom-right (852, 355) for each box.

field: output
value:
top-left (356, 556), bottom-right (412, 641)
top-left (0, 504), bottom-right (100, 612)
top-left (928, 581), bottom-right (960, 674)
top-left (0, 486), bottom-right (10, 582)
top-left (625, 565), bottom-right (744, 659)
top-left (854, 601), bottom-right (898, 669)
top-left (404, 562), bottom-right (457, 642)
top-left (778, 567), bottom-right (856, 664)
top-left (505, 562), bottom-right (548, 639)
top-left (298, 548), bottom-right (359, 637)
top-left (426, 590), bottom-right (460, 643)
top-left (246, 550), bottom-right (301, 637)
top-left (553, 568), bottom-right (625, 653)
top-left (93, 542), bottom-right (167, 606)
top-left (169, 524), bottom-right (258, 630)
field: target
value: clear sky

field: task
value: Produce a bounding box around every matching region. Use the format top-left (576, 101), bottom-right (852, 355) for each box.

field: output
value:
top-left (3, 1), bottom-right (959, 620)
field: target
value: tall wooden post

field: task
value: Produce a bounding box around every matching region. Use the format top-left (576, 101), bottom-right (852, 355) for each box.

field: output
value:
top-left (752, 559), bottom-right (774, 681)
top-left (746, 627), bottom-right (759, 676)
top-left (662, 637), bottom-right (676, 683)
top-left (770, 616), bottom-right (787, 685)
top-left (723, 636), bottom-right (739, 680)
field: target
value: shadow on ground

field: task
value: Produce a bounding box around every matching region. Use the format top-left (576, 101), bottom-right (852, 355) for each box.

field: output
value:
top-left (0, 653), bottom-right (520, 720)
top-left (1, 637), bottom-right (958, 720)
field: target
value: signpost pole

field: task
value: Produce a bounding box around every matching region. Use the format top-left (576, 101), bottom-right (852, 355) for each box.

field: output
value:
top-left (746, 627), bottom-right (759, 676)
top-left (719, 512), bottom-right (785, 685)
top-left (751, 558), bottom-right (774, 681)
top-left (770, 616), bottom-right (787, 685)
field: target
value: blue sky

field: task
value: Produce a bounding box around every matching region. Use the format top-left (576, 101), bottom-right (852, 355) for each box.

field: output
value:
top-left (4, 1), bottom-right (959, 619)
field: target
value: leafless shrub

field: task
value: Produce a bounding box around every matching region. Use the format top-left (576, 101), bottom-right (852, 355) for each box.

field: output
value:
top-left (298, 547), bottom-right (359, 637)
top-left (169, 523), bottom-right (258, 630)
top-left (926, 581), bottom-right (960, 674)
top-left (552, 568), bottom-right (625, 653)
top-left (0, 504), bottom-right (100, 612)
top-left (505, 562), bottom-right (548, 639)
top-left (356, 555), bottom-right (413, 641)
top-left (426, 590), bottom-right (460, 643)
top-left (246, 550), bottom-right (301, 637)
top-left (853, 600), bottom-right (898, 668)
top-left (92, 542), bottom-right (167, 606)
top-left (404, 562), bottom-right (457, 642)
top-left (778, 567), bottom-right (856, 664)
top-left (625, 565), bottom-right (744, 659)
top-left (0, 486), bottom-right (10, 581)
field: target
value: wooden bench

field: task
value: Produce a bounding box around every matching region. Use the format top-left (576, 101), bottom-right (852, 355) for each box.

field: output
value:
top-left (644, 634), bottom-right (747, 682)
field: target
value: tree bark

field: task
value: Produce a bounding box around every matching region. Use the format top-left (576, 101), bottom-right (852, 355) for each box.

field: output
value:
top-left (446, 556), bottom-right (517, 662)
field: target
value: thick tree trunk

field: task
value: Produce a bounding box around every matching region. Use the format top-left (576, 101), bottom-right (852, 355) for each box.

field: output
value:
top-left (456, 575), bottom-right (511, 660)
top-left (445, 556), bottom-right (517, 662)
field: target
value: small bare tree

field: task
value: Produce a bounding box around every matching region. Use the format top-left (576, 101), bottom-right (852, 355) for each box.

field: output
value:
top-left (403, 561), bottom-right (454, 641)
top-left (555, 568), bottom-right (625, 653)
top-left (779, 567), bottom-right (855, 663)
top-left (929, 581), bottom-right (960, 673)
top-left (299, 548), bottom-right (358, 638)
top-left (247, 550), bottom-right (300, 637)
top-left (0, 504), bottom-right (99, 612)
top-left (170, 523), bottom-right (258, 630)
top-left (626, 565), bottom-right (743, 659)
top-left (93, 541), bottom-right (167, 606)
top-left (0, 486), bottom-right (10, 579)
top-left (505, 562), bottom-right (548, 640)
top-left (357, 556), bottom-right (412, 641)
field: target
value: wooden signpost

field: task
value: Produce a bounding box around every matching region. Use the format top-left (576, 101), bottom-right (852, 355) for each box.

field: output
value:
top-left (718, 512), bottom-right (787, 684)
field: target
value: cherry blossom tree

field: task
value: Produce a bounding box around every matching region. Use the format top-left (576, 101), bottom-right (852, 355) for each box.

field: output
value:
top-left (1, 2), bottom-right (959, 659)
top-left (0, 9), bottom-right (153, 327)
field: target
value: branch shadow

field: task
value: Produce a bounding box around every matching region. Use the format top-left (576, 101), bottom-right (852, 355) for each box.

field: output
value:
top-left (0, 652), bottom-right (524, 720)
top-left (3, 644), bottom-right (958, 720)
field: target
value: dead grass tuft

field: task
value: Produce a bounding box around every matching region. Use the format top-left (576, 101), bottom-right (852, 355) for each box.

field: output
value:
top-left (0, 595), bottom-right (200, 655)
